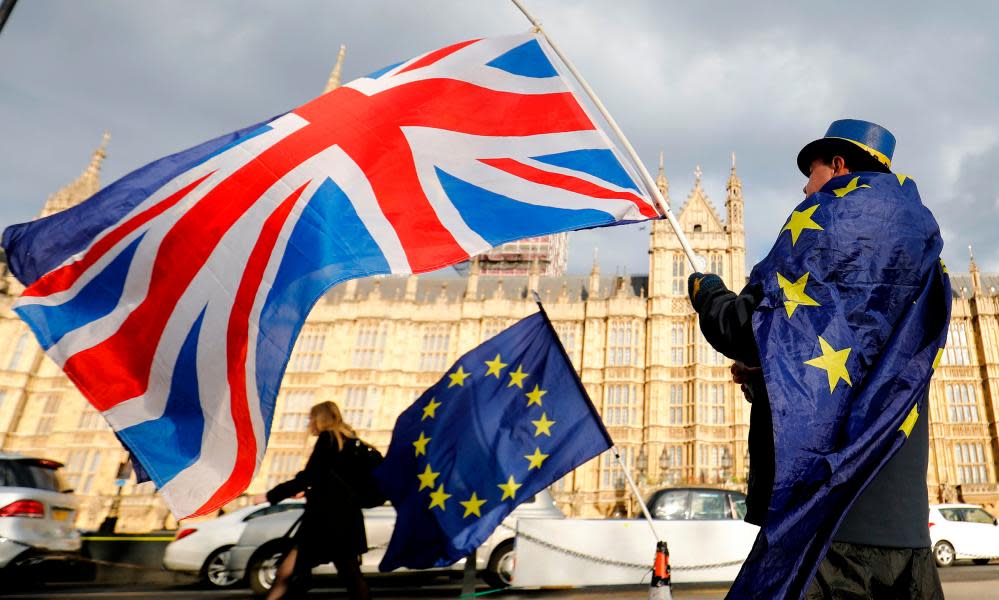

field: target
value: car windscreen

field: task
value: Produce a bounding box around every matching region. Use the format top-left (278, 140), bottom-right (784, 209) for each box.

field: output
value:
top-left (689, 490), bottom-right (729, 520)
top-left (650, 490), bottom-right (688, 520)
top-left (0, 460), bottom-right (63, 491)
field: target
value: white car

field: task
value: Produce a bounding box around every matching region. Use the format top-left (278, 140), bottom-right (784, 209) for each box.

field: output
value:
top-left (929, 503), bottom-right (999, 567)
top-left (227, 490), bottom-right (565, 595)
top-left (163, 502), bottom-right (303, 587)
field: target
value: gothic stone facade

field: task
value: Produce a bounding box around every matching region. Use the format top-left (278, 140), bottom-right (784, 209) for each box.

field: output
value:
top-left (1, 141), bottom-right (998, 531)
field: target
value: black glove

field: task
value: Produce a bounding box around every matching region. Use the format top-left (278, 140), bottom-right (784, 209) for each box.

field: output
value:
top-left (687, 272), bottom-right (724, 312)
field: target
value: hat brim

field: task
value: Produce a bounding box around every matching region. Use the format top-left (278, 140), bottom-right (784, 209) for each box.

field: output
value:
top-left (796, 137), bottom-right (891, 176)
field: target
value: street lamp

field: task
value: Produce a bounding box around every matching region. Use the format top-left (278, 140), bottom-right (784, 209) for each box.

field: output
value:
top-left (720, 448), bottom-right (732, 484)
top-left (636, 447), bottom-right (648, 484)
top-left (659, 445), bottom-right (671, 485)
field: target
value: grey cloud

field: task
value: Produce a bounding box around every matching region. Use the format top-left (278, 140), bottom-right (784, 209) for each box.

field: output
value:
top-left (1, 1), bottom-right (996, 276)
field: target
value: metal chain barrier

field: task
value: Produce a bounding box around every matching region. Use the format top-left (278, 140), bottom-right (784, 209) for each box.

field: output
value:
top-left (500, 523), bottom-right (745, 571)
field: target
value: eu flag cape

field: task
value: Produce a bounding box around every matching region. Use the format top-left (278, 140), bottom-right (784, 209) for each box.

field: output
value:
top-left (726, 172), bottom-right (952, 599)
top-left (374, 310), bottom-right (611, 571)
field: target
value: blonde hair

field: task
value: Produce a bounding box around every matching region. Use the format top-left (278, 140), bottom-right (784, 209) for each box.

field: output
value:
top-left (309, 401), bottom-right (357, 449)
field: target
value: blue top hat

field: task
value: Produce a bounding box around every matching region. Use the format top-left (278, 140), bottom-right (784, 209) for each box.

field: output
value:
top-left (797, 119), bottom-right (896, 175)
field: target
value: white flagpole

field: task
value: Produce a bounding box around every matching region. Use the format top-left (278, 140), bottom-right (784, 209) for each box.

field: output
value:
top-left (613, 447), bottom-right (660, 542)
top-left (510, 0), bottom-right (704, 272)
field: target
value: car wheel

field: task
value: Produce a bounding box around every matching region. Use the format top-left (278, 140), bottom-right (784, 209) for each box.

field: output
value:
top-left (483, 540), bottom-right (515, 588)
top-left (933, 541), bottom-right (955, 568)
top-left (201, 546), bottom-right (239, 588)
top-left (972, 558), bottom-right (992, 565)
top-left (248, 547), bottom-right (285, 596)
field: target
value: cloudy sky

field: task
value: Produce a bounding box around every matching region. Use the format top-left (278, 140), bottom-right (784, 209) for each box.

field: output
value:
top-left (1, 1), bottom-right (997, 276)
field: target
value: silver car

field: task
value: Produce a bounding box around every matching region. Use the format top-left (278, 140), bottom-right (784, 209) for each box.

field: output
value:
top-left (227, 490), bottom-right (564, 595)
top-left (0, 453), bottom-right (81, 575)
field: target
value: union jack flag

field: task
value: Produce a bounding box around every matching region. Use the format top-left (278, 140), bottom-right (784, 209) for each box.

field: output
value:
top-left (1, 33), bottom-right (657, 517)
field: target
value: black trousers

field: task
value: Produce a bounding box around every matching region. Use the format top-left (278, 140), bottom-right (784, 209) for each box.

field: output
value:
top-left (804, 542), bottom-right (944, 600)
top-left (284, 547), bottom-right (369, 600)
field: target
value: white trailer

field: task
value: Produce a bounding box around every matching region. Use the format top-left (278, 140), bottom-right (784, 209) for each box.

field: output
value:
top-left (512, 518), bottom-right (758, 588)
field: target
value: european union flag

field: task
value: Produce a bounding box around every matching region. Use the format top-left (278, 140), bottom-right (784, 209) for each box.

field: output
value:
top-left (727, 172), bottom-right (952, 599)
top-left (374, 309), bottom-right (611, 571)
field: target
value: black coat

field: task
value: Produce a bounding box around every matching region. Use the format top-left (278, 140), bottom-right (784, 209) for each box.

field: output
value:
top-left (695, 282), bottom-right (773, 526)
top-left (266, 431), bottom-right (368, 563)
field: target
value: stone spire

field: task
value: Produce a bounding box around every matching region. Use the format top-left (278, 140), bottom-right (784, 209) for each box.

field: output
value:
top-left (527, 257), bottom-right (540, 296)
top-left (405, 273), bottom-right (418, 301)
top-left (588, 247), bottom-right (601, 298)
top-left (323, 44), bottom-right (347, 94)
top-left (693, 164), bottom-right (703, 192)
top-left (726, 151), bottom-right (744, 234)
top-left (41, 132), bottom-right (110, 217)
top-left (970, 244), bottom-right (982, 295)
top-left (465, 256), bottom-right (480, 300)
top-left (655, 150), bottom-right (669, 200)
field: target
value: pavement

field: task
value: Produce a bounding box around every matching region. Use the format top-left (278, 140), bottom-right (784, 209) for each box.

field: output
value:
top-left (5, 563), bottom-right (999, 599)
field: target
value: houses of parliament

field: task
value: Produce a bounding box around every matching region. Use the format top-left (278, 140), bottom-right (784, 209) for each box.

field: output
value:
top-left (1, 58), bottom-right (998, 532)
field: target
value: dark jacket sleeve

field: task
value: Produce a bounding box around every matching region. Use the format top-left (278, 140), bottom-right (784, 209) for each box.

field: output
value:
top-left (265, 432), bottom-right (337, 505)
top-left (696, 282), bottom-right (765, 367)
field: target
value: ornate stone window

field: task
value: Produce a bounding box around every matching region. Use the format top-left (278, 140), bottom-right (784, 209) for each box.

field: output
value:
top-left (671, 253), bottom-right (686, 296)
top-left (600, 446), bottom-right (632, 488)
top-left (77, 410), bottom-right (105, 431)
top-left (607, 320), bottom-right (640, 367)
top-left (64, 449), bottom-right (103, 494)
top-left (418, 325), bottom-right (452, 372)
top-left (698, 383), bottom-right (726, 424)
top-left (945, 383), bottom-right (980, 423)
top-left (343, 386), bottom-right (379, 430)
top-left (7, 333), bottom-right (29, 371)
top-left (36, 395), bottom-right (61, 435)
top-left (266, 450), bottom-right (304, 489)
top-left (954, 442), bottom-right (989, 484)
top-left (669, 385), bottom-right (685, 425)
top-left (553, 321), bottom-right (581, 368)
top-left (276, 390), bottom-right (316, 431)
top-left (941, 321), bottom-right (971, 366)
top-left (290, 330), bottom-right (326, 372)
top-left (351, 322), bottom-right (387, 369)
top-left (604, 384), bottom-right (639, 426)
top-left (482, 319), bottom-right (511, 340)
top-left (670, 322), bottom-right (686, 365)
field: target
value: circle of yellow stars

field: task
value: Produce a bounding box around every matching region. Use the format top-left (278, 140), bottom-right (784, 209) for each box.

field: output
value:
top-left (410, 351), bottom-right (558, 518)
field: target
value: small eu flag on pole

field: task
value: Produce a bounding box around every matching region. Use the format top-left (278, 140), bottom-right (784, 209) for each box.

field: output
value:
top-left (374, 308), bottom-right (611, 571)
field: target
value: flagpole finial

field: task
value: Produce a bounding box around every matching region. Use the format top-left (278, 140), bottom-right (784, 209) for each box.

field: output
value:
top-left (324, 44), bottom-right (347, 94)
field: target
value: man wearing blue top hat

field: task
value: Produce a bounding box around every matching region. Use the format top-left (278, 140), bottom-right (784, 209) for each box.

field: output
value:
top-left (687, 120), bottom-right (949, 599)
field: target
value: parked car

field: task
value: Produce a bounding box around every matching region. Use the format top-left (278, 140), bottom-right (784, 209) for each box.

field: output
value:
top-left (646, 486), bottom-right (748, 521)
top-left (0, 453), bottom-right (83, 580)
top-left (929, 503), bottom-right (999, 567)
top-left (163, 501), bottom-right (304, 588)
top-left (226, 489), bottom-right (565, 595)
top-left (640, 486), bottom-right (757, 583)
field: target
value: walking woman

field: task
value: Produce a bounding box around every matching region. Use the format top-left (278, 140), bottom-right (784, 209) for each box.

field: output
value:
top-left (264, 401), bottom-right (370, 600)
